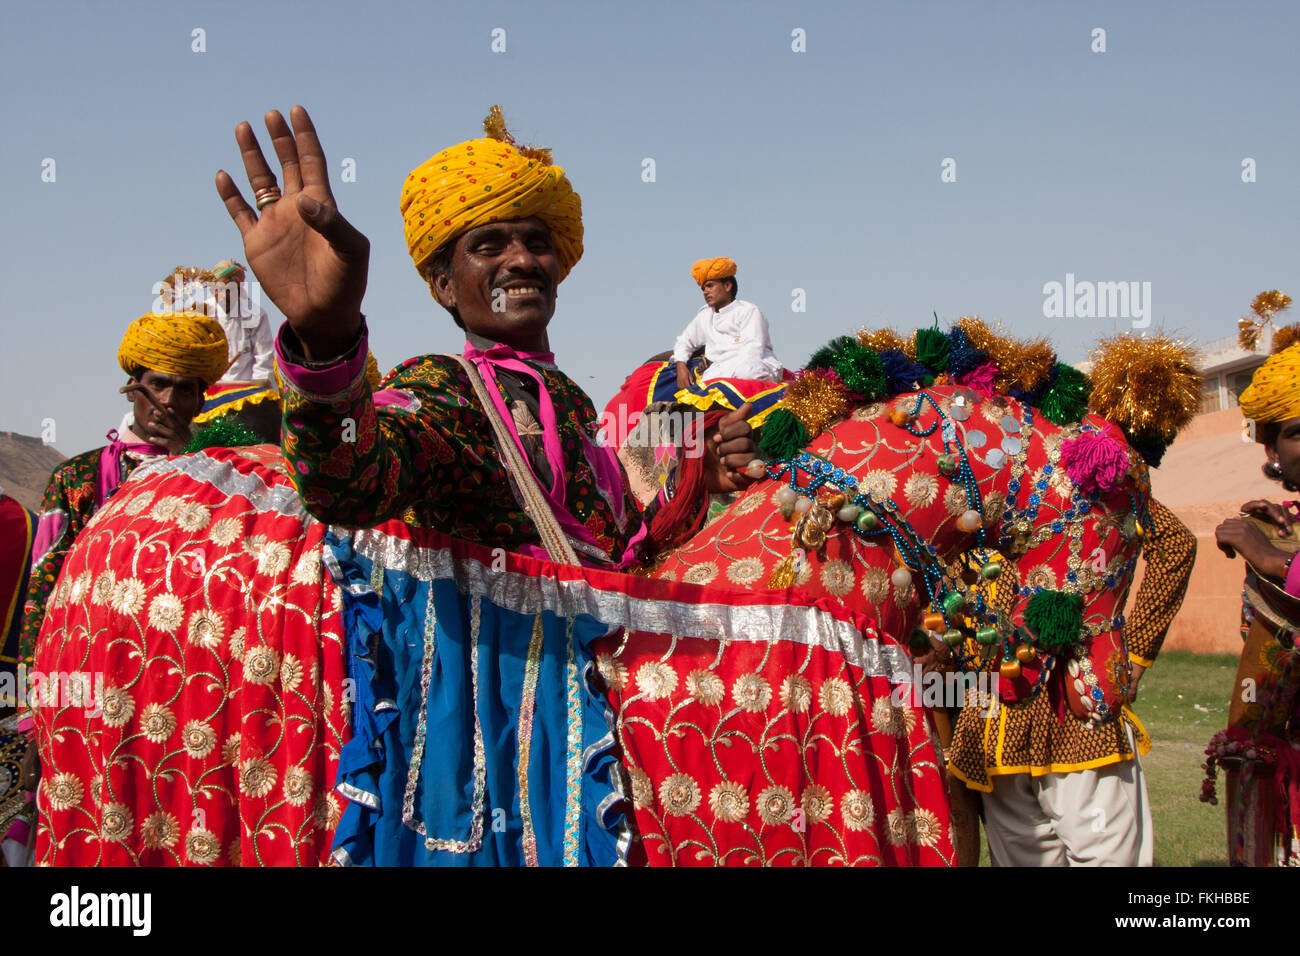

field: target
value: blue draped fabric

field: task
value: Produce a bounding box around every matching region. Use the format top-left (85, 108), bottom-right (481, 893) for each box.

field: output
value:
top-left (326, 530), bottom-right (629, 867)
top-left (648, 357), bottom-right (788, 427)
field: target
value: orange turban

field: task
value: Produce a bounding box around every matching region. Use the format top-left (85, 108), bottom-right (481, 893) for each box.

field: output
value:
top-left (117, 312), bottom-right (230, 388)
top-left (401, 126), bottom-right (583, 299)
top-left (691, 257), bottom-right (737, 286)
top-left (1240, 343), bottom-right (1300, 436)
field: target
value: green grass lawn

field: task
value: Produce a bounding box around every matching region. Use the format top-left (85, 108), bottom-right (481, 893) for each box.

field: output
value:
top-left (1132, 650), bottom-right (1238, 867)
top-left (974, 650), bottom-right (1239, 866)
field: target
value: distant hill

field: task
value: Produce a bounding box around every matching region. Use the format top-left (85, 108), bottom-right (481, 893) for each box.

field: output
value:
top-left (0, 431), bottom-right (67, 512)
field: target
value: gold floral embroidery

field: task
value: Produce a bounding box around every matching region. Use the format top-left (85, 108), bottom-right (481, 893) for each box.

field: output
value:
top-left (686, 669), bottom-right (725, 705)
top-left (595, 653), bottom-right (627, 692)
top-left (176, 502), bottom-right (211, 532)
top-left (110, 577), bottom-right (146, 616)
top-left (101, 803), bottom-right (133, 842)
top-left (708, 781), bottom-right (749, 823)
top-left (904, 473), bottom-right (939, 508)
top-left (147, 593), bottom-right (183, 633)
top-left (239, 757), bottom-right (276, 798)
top-left (1024, 564), bottom-right (1057, 591)
top-left (820, 677), bottom-right (854, 717)
top-left (635, 661), bottom-right (678, 700)
top-left (801, 784), bottom-right (832, 824)
top-left (820, 560), bottom-right (855, 597)
top-left (886, 807), bottom-right (910, 846)
top-left (181, 720), bottom-right (217, 759)
top-left (187, 609), bottom-right (224, 650)
top-left (658, 772), bottom-right (701, 816)
top-left (100, 686), bottom-right (134, 728)
top-left (756, 785), bottom-right (794, 825)
top-left (140, 811), bottom-right (180, 850)
top-left (860, 567), bottom-right (890, 605)
top-left (283, 766), bottom-right (313, 807)
top-left (90, 570), bottom-right (115, 605)
top-left (862, 470), bottom-right (898, 501)
top-left (943, 483), bottom-right (970, 516)
top-left (841, 790), bottom-right (875, 830)
top-left (46, 773), bottom-right (83, 812)
top-left (280, 653), bottom-right (304, 692)
top-left (779, 675), bottom-right (813, 713)
top-left (185, 828), bottom-right (221, 864)
top-left (871, 697), bottom-right (917, 737)
top-left (910, 808), bottom-right (943, 847)
top-left (726, 556), bottom-right (765, 586)
top-left (139, 703), bottom-right (177, 744)
top-left (682, 561), bottom-right (718, 585)
top-left (209, 518), bottom-right (242, 546)
top-left (733, 673), bottom-right (772, 712)
top-left (628, 767), bottom-right (655, 810)
top-left (243, 645), bottom-right (280, 685)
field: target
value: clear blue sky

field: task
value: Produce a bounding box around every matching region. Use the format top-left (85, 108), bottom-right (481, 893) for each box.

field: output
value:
top-left (2, 0), bottom-right (1296, 457)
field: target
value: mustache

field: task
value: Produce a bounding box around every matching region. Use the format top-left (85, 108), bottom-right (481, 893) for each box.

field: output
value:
top-left (493, 269), bottom-right (551, 293)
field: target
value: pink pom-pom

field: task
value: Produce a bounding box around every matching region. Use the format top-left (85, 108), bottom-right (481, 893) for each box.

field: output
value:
top-left (1059, 427), bottom-right (1130, 495)
top-left (955, 361), bottom-right (998, 398)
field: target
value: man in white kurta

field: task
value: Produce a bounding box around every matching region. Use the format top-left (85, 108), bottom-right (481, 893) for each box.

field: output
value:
top-left (672, 257), bottom-right (783, 388)
top-left (204, 259), bottom-right (276, 384)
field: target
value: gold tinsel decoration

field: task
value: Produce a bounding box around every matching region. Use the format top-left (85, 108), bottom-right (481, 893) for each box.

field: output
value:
top-left (1238, 289), bottom-right (1292, 351)
top-left (995, 336), bottom-right (1056, 394)
top-left (1088, 334), bottom-right (1201, 441)
top-left (1252, 290), bottom-right (1293, 319)
top-left (1272, 322), bottom-right (1300, 355)
top-left (158, 266), bottom-right (212, 308)
top-left (953, 316), bottom-right (1018, 370)
top-left (857, 328), bottom-right (907, 353)
top-left (767, 552), bottom-right (796, 588)
top-left (483, 105), bottom-right (553, 165)
top-left (783, 373), bottom-right (851, 438)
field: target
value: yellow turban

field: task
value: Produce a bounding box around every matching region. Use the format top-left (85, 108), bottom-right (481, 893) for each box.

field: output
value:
top-left (117, 312), bottom-right (230, 388)
top-left (1240, 343), bottom-right (1300, 436)
top-left (401, 135), bottom-right (583, 296)
top-left (691, 257), bottom-right (737, 286)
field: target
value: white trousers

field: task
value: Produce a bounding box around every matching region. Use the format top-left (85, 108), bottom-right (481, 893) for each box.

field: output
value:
top-left (983, 743), bottom-right (1153, 866)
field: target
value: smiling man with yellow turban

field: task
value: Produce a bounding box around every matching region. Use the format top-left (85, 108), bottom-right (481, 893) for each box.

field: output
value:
top-left (212, 104), bottom-right (758, 866)
top-left (18, 310), bottom-right (228, 665)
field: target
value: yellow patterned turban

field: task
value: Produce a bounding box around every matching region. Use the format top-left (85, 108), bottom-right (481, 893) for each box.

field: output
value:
top-left (691, 257), bottom-right (737, 286)
top-left (117, 312), bottom-right (230, 388)
top-left (1240, 343), bottom-right (1300, 436)
top-left (401, 118), bottom-right (583, 297)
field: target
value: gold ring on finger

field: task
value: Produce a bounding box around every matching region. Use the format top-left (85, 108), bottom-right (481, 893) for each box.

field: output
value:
top-left (254, 186), bottom-right (282, 209)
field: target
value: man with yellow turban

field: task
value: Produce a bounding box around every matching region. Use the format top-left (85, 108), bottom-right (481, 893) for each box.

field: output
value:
top-left (672, 256), bottom-right (783, 390)
top-left (213, 105), bottom-right (756, 865)
top-left (18, 311), bottom-right (228, 665)
top-left (1212, 339), bottom-right (1300, 864)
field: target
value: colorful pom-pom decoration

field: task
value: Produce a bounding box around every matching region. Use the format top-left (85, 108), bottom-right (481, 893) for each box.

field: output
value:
top-left (1023, 589), bottom-right (1085, 648)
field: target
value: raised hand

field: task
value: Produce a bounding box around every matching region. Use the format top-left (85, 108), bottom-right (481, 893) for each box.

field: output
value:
top-left (215, 106), bottom-right (370, 360)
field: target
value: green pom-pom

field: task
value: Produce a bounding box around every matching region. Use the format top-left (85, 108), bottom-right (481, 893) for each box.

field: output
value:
top-left (915, 326), bottom-right (950, 375)
top-left (806, 336), bottom-right (886, 400)
top-left (1038, 364), bottom-right (1092, 426)
top-left (757, 407), bottom-right (810, 460)
top-left (1023, 589), bottom-right (1085, 648)
top-left (183, 418), bottom-right (263, 454)
top-left (806, 335), bottom-right (856, 372)
top-left (835, 348), bottom-right (886, 399)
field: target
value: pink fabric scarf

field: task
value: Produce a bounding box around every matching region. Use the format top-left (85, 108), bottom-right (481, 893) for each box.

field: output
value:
top-left (463, 341), bottom-right (639, 565)
top-left (97, 428), bottom-right (168, 509)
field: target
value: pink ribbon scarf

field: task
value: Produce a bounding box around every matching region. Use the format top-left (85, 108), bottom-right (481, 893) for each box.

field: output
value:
top-left (463, 341), bottom-right (640, 565)
top-left (96, 428), bottom-right (168, 510)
